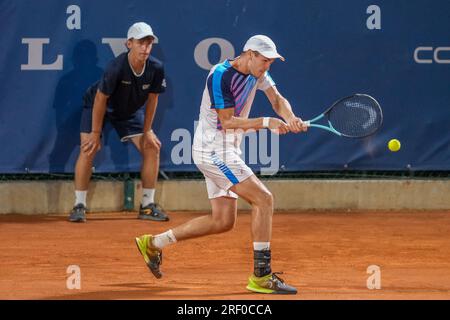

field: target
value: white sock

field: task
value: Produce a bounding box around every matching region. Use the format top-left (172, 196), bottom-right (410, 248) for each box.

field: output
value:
top-left (253, 242), bottom-right (270, 251)
top-left (141, 188), bottom-right (155, 207)
top-left (75, 190), bottom-right (87, 206)
top-left (152, 230), bottom-right (177, 249)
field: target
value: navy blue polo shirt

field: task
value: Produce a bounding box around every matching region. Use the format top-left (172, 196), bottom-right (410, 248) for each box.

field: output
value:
top-left (83, 52), bottom-right (165, 118)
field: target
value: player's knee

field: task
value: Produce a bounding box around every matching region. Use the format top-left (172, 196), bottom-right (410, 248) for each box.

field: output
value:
top-left (222, 217), bottom-right (236, 232)
top-left (79, 148), bottom-right (98, 160)
top-left (142, 146), bottom-right (160, 161)
top-left (214, 216), bottom-right (236, 233)
top-left (255, 190), bottom-right (273, 208)
top-left (144, 143), bottom-right (161, 153)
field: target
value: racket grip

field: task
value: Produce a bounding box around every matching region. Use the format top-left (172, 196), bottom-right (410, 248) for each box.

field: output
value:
top-left (304, 120), bottom-right (311, 127)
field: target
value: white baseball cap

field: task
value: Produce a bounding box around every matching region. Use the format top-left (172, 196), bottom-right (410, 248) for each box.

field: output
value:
top-left (127, 22), bottom-right (158, 42)
top-left (243, 35), bottom-right (285, 61)
top-left (244, 34), bottom-right (284, 61)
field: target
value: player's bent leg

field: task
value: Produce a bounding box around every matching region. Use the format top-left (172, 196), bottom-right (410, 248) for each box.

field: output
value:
top-left (210, 196), bottom-right (238, 233)
top-left (230, 175), bottom-right (273, 242)
top-left (171, 196), bottom-right (237, 241)
top-left (134, 197), bottom-right (237, 279)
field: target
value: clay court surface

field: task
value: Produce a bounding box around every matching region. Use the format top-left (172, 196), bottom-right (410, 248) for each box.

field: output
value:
top-left (1, 210), bottom-right (450, 300)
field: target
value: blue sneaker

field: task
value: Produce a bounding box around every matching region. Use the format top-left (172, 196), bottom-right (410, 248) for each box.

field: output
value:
top-left (138, 203), bottom-right (169, 221)
top-left (69, 203), bottom-right (87, 223)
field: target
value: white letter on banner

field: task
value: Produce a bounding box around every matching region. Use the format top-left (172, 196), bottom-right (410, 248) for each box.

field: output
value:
top-left (21, 38), bottom-right (63, 70)
top-left (102, 38), bottom-right (128, 57)
top-left (434, 47), bottom-right (450, 64)
top-left (194, 38), bottom-right (235, 70)
top-left (259, 130), bottom-right (280, 176)
top-left (366, 5), bottom-right (381, 30)
top-left (66, 5), bottom-right (81, 30)
top-left (414, 47), bottom-right (433, 64)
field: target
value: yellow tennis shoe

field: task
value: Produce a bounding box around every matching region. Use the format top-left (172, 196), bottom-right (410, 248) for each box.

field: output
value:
top-left (135, 234), bottom-right (163, 279)
top-left (246, 272), bottom-right (297, 294)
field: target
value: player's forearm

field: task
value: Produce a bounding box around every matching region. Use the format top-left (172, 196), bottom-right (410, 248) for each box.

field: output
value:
top-left (143, 95), bottom-right (159, 132)
top-left (273, 96), bottom-right (296, 121)
top-left (220, 116), bottom-right (265, 131)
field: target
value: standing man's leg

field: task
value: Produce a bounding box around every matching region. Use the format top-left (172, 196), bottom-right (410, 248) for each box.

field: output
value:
top-left (131, 135), bottom-right (169, 221)
top-left (69, 133), bottom-right (100, 222)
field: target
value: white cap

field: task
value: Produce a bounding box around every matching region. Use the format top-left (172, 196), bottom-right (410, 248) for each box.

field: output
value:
top-left (127, 22), bottom-right (158, 42)
top-left (243, 35), bottom-right (284, 61)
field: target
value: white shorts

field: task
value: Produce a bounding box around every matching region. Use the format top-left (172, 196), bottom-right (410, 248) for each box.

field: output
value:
top-left (192, 148), bottom-right (254, 199)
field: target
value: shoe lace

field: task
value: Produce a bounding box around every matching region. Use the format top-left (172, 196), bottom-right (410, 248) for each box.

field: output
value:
top-left (272, 272), bottom-right (285, 284)
top-left (158, 251), bottom-right (163, 265)
top-left (150, 203), bottom-right (164, 211)
top-left (73, 204), bottom-right (86, 213)
top-left (141, 204), bottom-right (163, 217)
top-left (148, 242), bottom-right (163, 265)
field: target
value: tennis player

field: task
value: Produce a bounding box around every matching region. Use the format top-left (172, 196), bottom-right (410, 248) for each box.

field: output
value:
top-left (135, 35), bottom-right (307, 294)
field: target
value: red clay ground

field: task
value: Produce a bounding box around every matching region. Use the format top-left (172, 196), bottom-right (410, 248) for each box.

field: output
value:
top-left (1, 210), bottom-right (450, 300)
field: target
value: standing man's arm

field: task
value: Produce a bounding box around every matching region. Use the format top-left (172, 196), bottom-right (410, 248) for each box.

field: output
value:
top-left (82, 90), bottom-right (108, 155)
top-left (264, 86), bottom-right (307, 133)
top-left (141, 58), bottom-right (166, 149)
top-left (141, 93), bottom-right (161, 149)
top-left (143, 93), bottom-right (159, 132)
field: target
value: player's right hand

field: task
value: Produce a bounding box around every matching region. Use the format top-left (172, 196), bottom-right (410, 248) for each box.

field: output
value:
top-left (268, 118), bottom-right (290, 135)
top-left (81, 132), bottom-right (101, 156)
top-left (141, 130), bottom-right (161, 150)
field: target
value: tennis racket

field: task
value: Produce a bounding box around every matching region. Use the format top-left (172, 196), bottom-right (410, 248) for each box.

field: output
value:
top-left (304, 94), bottom-right (383, 138)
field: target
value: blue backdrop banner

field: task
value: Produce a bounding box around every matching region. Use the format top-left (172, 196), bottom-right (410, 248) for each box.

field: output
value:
top-left (0, 0), bottom-right (449, 173)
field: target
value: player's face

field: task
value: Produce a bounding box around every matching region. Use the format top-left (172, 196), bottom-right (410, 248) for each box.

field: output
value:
top-left (249, 52), bottom-right (275, 78)
top-left (127, 37), bottom-right (154, 61)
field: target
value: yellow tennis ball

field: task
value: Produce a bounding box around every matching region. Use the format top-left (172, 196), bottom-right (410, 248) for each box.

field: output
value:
top-left (388, 139), bottom-right (401, 152)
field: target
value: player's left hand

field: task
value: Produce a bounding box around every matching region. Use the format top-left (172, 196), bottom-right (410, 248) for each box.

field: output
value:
top-left (141, 130), bottom-right (161, 150)
top-left (286, 116), bottom-right (308, 133)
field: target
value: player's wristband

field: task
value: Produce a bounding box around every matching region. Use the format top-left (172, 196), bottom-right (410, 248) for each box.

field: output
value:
top-left (262, 117), bottom-right (270, 128)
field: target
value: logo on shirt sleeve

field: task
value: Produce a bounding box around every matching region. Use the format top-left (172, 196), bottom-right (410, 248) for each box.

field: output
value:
top-left (161, 78), bottom-right (167, 88)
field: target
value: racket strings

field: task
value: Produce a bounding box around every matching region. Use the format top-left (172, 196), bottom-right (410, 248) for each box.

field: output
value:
top-left (328, 96), bottom-right (382, 138)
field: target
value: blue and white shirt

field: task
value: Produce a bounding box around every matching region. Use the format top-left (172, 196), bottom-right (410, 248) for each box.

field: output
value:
top-left (193, 59), bottom-right (275, 152)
